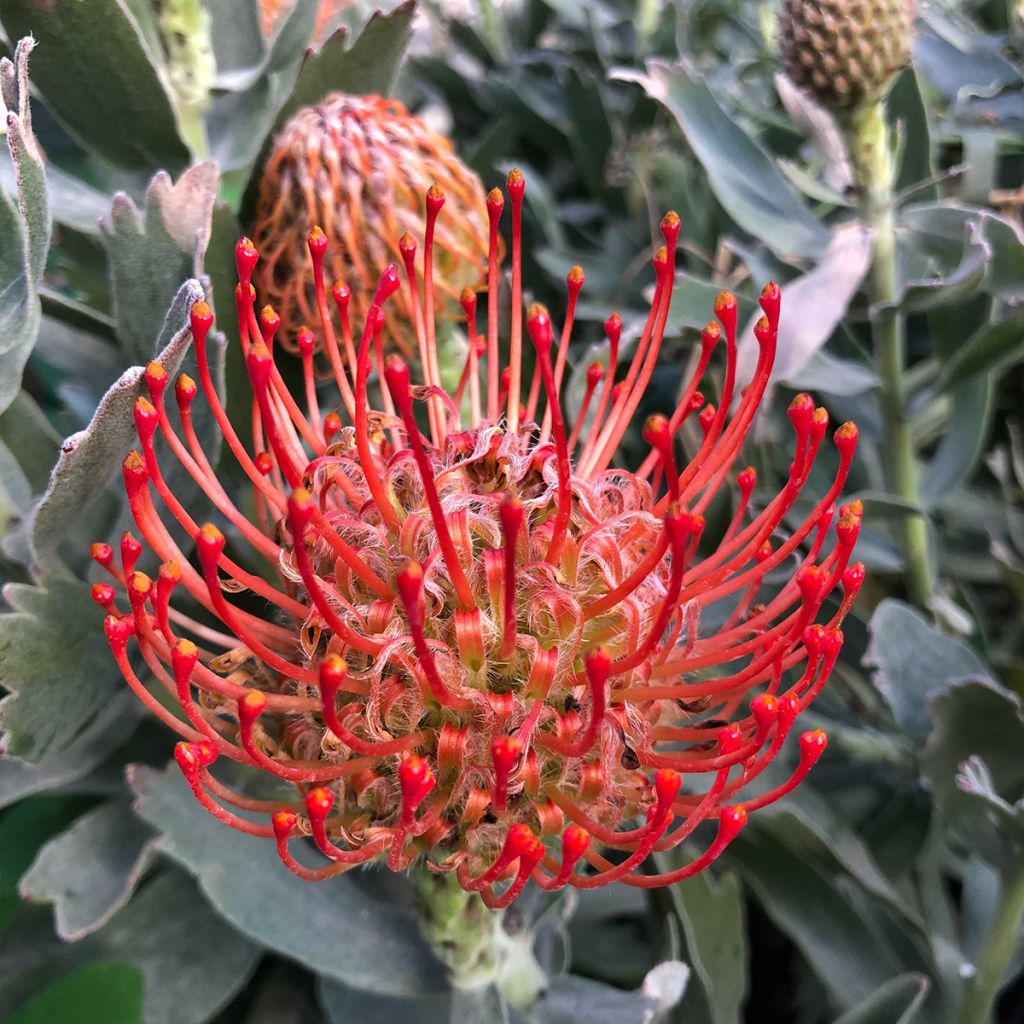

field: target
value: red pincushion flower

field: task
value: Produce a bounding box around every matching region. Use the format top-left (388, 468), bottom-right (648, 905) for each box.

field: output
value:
top-left (95, 170), bottom-right (862, 909)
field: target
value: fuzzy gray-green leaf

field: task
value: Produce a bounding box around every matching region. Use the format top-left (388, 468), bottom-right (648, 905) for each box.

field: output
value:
top-left (30, 279), bottom-right (205, 568)
top-left (0, 577), bottom-right (119, 762)
top-left (20, 799), bottom-right (157, 941)
top-left (0, 0), bottom-right (190, 171)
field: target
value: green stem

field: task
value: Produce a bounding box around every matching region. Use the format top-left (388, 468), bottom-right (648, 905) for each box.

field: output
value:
top-left (958, 864), bottom-right (1024, 1024)
top-left (849, 101), bottom-right (934, 608)
top-left (413, 868), bottom-right (545, 1008)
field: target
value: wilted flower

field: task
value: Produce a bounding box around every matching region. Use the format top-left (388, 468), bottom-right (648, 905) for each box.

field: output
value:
top-left (251, 94), bottom-right (490, 355)
top-left (96, 170), bottom-right (862, 909)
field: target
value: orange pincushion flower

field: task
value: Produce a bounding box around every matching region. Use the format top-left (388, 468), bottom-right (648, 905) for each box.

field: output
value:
top-left (251, 94), bottom-right (490, 356)
top-left (96, 170), bottom-right (863, 909)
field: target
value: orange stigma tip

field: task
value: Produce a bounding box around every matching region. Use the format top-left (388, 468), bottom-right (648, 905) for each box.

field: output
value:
top-left (191, 300), bottom-right (212, 322)
top-left (240, 689), bottom-right (268, 714)
top-left (567, 265), bottom-right (585, 286)
top-left (506, 167), bottom-right (525, 194)
top-left (714, 291), bottom-right (736, 312)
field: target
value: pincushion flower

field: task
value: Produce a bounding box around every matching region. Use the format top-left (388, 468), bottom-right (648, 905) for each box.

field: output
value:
top-left (94, 169), bottom-right (862, 910)
top-left (251, 94), bottom-right (491, 355)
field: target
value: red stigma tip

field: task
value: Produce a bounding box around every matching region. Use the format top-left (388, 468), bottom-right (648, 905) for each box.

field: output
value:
top-left (190, 301), bottom-right (213, 338)
top-left (307, 226), bottom-right (328, 258)
top-left (718, 723), bottom-right (743, 754)
top-left (288, 487), bottom-right (315, 529)
top-left (235, 237), bottom-right (258, 281)
top-left (306, 787), bottom-right (335, 818)
top-left (296, 327), bottom-right (315, 356)
top-left (654, 768), bottom-right (682, 808)
top-left (486, 188), bottom-right (504, 216)
top-left (254, 451), bottom-right (274, 475)
top-left (197, 523), bottom-right (225, 558)
top-left (720, 805), bottom-right (748, 838)
top-left (91, 542), bottom-right (113, 567)
top-left (605, 313), bottom-right (622, 345)
top-left (175, 374), bottom-right (197, 410)
top-left (526, 303), bottom-right (553, 353)
top-left (800, 730), bottom-right (828, 761)
top-left (562, 825), bottom-right (590, 859)
top-left (272, 809), bottom-right (297, 838)
top-left (426, 184), bottom-right (445, 213)
top-left (91, 582), bottom-right (115, 607)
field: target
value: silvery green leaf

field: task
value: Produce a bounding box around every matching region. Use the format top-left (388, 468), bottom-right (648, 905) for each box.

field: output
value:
top-left (0, 38), bottom-right (50, 417)
top-left (830, 973), bottom-right (930, 1024)
top-left (0, 577), bottom-right (120, 762)
top-left (0, 694), bottom-right (139, 810)
top-left (130, 761), bottom-right (450, 996)
top-left (0, 868), bottom-right (260, 1024)
top-left (735, 223), bottom-right (872, 406)
top-left (19, 799), bottom-right (157, 941)
top-left (616, 61), bottom-right (830, 260)
top-left (0, 0), bottom-right (190, 171)
top-left (103, 164), bottom-right (217, 364)
top-left (864, 599), bottom-right (992, 738)
top-left (30, 278), bottom-right (205, 568)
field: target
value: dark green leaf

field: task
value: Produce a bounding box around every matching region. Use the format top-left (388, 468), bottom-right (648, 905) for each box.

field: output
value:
top-left (20, 799), bottom-right (156, 940)
top-left (4, 963), bottom-right (144, 1024)
top-left (130, 762), bottom-right (450, 995)
top-left (864, 599), bottom-right (992, 737)
top-left (0, 391), bottom-right (61, 494)
top-left (656, 867), bottom-right (746, 1024)
top-left (276, 1), bottom-right (416, 124)
top-left (0, 577), bottom-right (119, 762)
top-left (617, 61), bottom-right (830, 259)
top-left (923, 680), bottom-right (1024, 868)
top-left (0, 0), bottom-right (189, 171)
top-left (938, 305), bottom-right (1024, 390)
top-left (889, 69), bottom-right (935, 200)
top-left (0, 148), bottom-right (108, 236)
top-left (922, 375), bottom-right (993, 507)
top-left (318, 977), bottom-right (488, 1024)
top-left (731, 829), bottom-right (915, 1009)
top-left (830, 973), bottom-right (929, 1024)
top-left (207, 0), bottom-right (316, 171)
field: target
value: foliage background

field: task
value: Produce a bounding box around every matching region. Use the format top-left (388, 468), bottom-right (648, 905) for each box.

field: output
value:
top-left (0, 1), bottom-right (1022, 1022)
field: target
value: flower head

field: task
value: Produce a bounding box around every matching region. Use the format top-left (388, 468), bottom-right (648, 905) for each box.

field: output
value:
top-left (98, 170), bottom-right (862, 908)
top-left (251, 94), bottom-right (490, 355)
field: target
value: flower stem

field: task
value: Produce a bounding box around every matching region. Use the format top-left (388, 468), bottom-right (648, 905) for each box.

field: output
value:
top-left (413, 867), bottom-right (546, 1007)
top-left (958, 863), bottom-right (1024, 1024)
top-left (849, 101), bottom-right (934, 608)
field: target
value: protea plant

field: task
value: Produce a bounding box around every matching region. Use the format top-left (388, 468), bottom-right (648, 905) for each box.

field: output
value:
top-left (94, 168), bottom-right (862, 911)
top-left (251, 93), bottom-right (491, 355)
